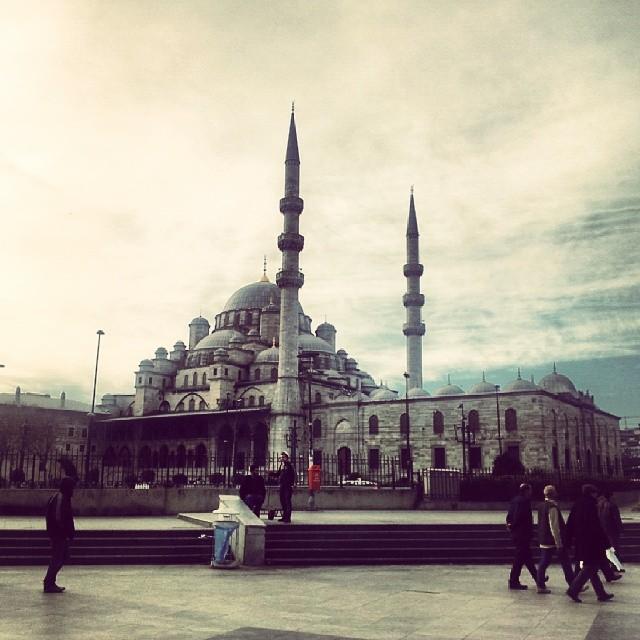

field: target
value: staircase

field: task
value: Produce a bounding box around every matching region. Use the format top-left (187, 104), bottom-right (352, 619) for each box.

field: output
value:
top-left (265, 522), bottom-right (640, 566)
top-left (0, 530), bottom-right (210, 566)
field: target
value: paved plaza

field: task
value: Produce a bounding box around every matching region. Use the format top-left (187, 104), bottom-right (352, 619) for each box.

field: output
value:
top-left (1, 561), bottom-right (637, 640)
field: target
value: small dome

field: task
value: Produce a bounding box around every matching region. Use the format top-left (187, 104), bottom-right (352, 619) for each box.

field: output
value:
top-left (194, 329), bottom-right (245, 350)
top-left (138, 359), bottom-right (154, 371)
top-left (538, 365), bottom-right (577, 396)
top-left (434, 376), bottom-right (464, 396)
top-left (298, 333), bottom-right (334, 354)
top-left (247, 328), bottom-right (259, 337)
top-left (229, 334), bottom-right (246, 346)
top-left (336, 349), bottom-right (347, 356)
top-left (154, 347), bottom-right (168, 360)
top-left (408, 387), bottom-right (431, 398)
top-left (190, 316), bottom-right (210, 326)
top-left (468, 373), bottom-right (496, 395)
top-left (316, 321), bottom-right (336, 332)
top-left (369, 386), bottom-right (398, 401)
top-left (504, 369), bottom-right (538, 392)
top-left (173, 341), bottom-right (186, 350)
top-left (256, 346), bottom-right (279, 363)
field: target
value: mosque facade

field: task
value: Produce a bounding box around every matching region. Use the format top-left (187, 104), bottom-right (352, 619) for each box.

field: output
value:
top-left (97, 111), bottom-right (622, 479)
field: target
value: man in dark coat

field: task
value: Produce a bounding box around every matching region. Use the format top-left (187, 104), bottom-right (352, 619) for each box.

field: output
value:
top-left (278, 451), bottom-right (296, 523)
top-left (565, 484), bottom-right (614, 603)
top-left (506, 483), bottom-right (538, 590)
top-left (239, 465), bottom-right (266, 517)
top-left (43, 476), bottom-right (76, 593)
top-left (598, 489), bottom-right (625, 572)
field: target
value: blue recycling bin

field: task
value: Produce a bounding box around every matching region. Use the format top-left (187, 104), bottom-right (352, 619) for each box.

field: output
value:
top-left (211, 510), bottom-right (240, 569)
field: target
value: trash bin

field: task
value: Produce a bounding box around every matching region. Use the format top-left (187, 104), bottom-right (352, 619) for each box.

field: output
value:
top-left (210, 508), bottom-right (241, 569)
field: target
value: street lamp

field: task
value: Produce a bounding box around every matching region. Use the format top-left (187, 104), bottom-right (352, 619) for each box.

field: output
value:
top-left (86, 330), bottom-right (105, 482)
top-left (403, 372), bottom-right (412, 485)
top-left (494, 385), bottom-right (503, 455)
top-left (454, 403), bottom-right (475, 476)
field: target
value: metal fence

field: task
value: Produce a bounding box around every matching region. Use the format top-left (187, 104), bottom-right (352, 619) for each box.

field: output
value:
top-left (0, 449), bottom-right (408, 490)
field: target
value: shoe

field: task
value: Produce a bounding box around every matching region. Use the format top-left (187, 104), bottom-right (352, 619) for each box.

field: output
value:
top-left (508, 583), bottom-right (528, 590)
top-left (43, 584), bottom-right (65, 594)
top-left (537, 587), bottom-right (551, 594)
top-left (566, 589), bottom-right (582, 603)
top-left (598, 593), bottom-right (614, 602)
top-left (606, 575), bottom-right (622, 582)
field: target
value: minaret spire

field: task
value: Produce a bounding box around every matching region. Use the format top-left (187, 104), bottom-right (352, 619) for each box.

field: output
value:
top-left (272, 107), bottom-right (306, 456)
top-left (403, 188), bottom-right (426, 390)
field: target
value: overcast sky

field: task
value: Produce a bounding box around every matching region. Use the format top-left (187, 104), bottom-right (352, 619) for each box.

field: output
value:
top-left (1, 1), bottom-right (639, 418)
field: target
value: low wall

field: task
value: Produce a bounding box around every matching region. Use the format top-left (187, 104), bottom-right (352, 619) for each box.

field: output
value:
top-left (0, 486), bottom-right (416, 516)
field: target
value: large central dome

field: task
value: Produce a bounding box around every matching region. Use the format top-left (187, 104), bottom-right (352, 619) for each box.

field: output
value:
top-left (222, 279), bottom-right (304, 315)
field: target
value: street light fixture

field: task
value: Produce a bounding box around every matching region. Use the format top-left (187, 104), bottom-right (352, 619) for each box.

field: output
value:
top-left (454, 403), bottom-right (475, 476)
top-left (494, 385), bottom-right (503, 455)
top-left (403, 372), bottom-right (412, 485)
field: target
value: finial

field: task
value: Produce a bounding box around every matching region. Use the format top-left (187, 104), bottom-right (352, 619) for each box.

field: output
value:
top-left (447, 373), bottom-right (451, 385)
top-left (531, 374), bottom-right (535, 383)
top-left (263, 255), bottom-right (267, 276)
top-left (517, 367), bottom-right (522, 380)
top-left (553, 362), bottom-right (557, 374)
top-left (410, 184), bottom-right (414, 195)
top-left (291, 100), bottom-right (295, 113)
top-left (272, 337), bottom-right (276, 347)
top-left (482, 371), bottom-right (486, 382)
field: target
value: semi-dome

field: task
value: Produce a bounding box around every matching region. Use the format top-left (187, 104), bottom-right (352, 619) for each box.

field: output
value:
top-left (434, 375), bottom-right (464, 396)
top-left (504, 369), bottom-right (538, 392)
top-left (194, 329), bottom-right (244, 351)
top-left (408, 387), bottom-right (431, 398)
top-left (468, 372), bottom-right (496, 395)
top-left (222, 279), bottom-right (304, 315)
top-left (538, 365), bottom-right (577, 396)
top-left (298, 333), bottom-right (334, 353)
top-left (256, 346), bottom-right (279, 363)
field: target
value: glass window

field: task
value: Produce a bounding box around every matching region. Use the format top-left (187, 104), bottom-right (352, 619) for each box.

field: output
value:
top-left (400, 413), bottom-right (409, 436)
top-left (468, 410), bottom-right (480, 433)
top-left (255, 368), bottom-right (261, 381)
top-left (368, 415), bottom-right (379, 435)
top-left (433, 446), bottom-right (446, 469)
top-left (505, 408), bottom-right (517, 432)
top-left (313, 418), bottom-right (322, 438)
top-left (433, 411), bottom-right (444, 435)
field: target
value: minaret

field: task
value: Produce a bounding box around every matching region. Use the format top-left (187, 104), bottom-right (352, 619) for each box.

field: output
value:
top-left (271, 105), bottom-right (305, 455)
top-left (402, 188), bottom-right (425, 389)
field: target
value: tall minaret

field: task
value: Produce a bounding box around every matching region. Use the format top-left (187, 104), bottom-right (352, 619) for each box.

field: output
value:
top-left (402, 188), bottom-right (425, 389)
top-left (271, 106), bottom-right (305, 455)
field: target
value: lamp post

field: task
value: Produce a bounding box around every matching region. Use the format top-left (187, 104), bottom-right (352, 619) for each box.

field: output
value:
top-left (494, 385), bottom-right (503, 455)
top-left (86, 330), bottom-right (105, 483)
top-left (403, 372), bottom-right (412, 485)
top-left (454, 403), bottom-right (474, 476)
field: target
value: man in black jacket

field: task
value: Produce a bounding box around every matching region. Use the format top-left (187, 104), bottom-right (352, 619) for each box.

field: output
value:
top-left (239, 465), bottom-right (266, 517)
top-left (506, 483), bottom-right (538, 590)
top-left (565, 484), bottom-right (614, 603)
top-left (43, 476), bottom-right (76, 593)
top-left (278, 451), bottom-right (296, 523)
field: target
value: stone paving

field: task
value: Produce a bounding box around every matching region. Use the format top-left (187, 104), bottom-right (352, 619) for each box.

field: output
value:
top-left (1, 562), bottom-right (636, 640)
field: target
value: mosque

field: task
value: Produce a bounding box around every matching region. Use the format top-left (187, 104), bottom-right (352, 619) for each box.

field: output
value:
top-left (97, 110), bottom-right (622, 480)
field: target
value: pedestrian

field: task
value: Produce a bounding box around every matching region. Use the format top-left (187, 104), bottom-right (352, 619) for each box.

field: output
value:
top-left (598, 488), bottom-right (625, 573)
top-left (277, 451), bottom-right (296, 523)
top-left (536, 485), bottom-right (575, 594)
top-left (43, 476), bottom-right (76, 593)
top-left (506, 483), bottom-right (538, 590)
top-left (239, 464), bottom-right (266, 517)
top-left (565, 484), bottom-right (614, 603)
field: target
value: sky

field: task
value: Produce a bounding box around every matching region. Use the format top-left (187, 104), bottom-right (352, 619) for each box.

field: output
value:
top-left (1, 1), bottom-right (639, 419)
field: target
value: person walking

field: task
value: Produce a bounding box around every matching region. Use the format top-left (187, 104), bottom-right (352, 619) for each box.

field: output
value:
top-left (43, 476), bottom-right (76, 593)
top-left (536, 485), bottom-right (575, 594)
top-left (506, 483), bottom-right (538, 590)
top-left (239, 464), bottom-right (266, 517)
top-left (277, 451), bottom-right (296, 523)
top-left (565, 484), bottom-right (614, 603)
top-left (598, 488), bottom-right (625, 573)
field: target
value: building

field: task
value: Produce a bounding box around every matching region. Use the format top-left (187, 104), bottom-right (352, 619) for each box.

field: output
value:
top-left (97, 110), bottom-right (622, 480)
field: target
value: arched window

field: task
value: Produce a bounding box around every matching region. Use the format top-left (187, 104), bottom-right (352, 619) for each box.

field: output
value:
top-left (192, 372), bottom-right (197, 385)
top-left (271, 367), bottom-right (278, 381)
top-left (314, 392), bottom-right (321, 404)
top-left (468, 410), bottom-right (480, 433)
top-left (564, 448), bottom-right (571, 470)
top-left (368, 415), bottom-right (379, 435)
top-left (176, 444), bottom-right (186, 468)
top-left (202, 372), bottom-right (207, 385)
top-left (188, 398), bottom-right (196, 412)
top-left (433, 411), bottom-right (444, 435)
top-left (258, 395), bottom-right (265, 406)
top-left (183, 375), bottom-right (188, 387)
top-left (138, 446), bottom-right (152, 467)
top-left (254, 368), bottom-right (261, 381)
top-left (199, 400), bottom-right (206, 411)
top-left (195, 443), bottom-right (207, 468)
top-left (313, 418), bottom-right (322, 438)
top-left (248, 396), bottom-right (255, 406)
top-left (400, 413), bottom-right (409, 436)
top-left (505, 408), bottom-right (517, 432)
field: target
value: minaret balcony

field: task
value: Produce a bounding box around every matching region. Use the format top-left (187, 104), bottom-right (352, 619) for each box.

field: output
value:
top-left (276, 269), bottom-right (305, 289)
top-left (403, 293), bottom-right (425, 307)
top-left (279, 196), bottom-right (304, 214)
top-left (403, 263), bottom-right (424, 277)
top-left (403, 323), bottom-right (426, 336)
top-left (277, 232), bottom-right (305, 252)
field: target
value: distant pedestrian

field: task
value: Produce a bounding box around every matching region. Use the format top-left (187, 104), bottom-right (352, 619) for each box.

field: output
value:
top-left (278, 451), bottom-right (296, 523)
top-left (43, 477), bottom-right (76, 593)
top-left (239, 465), bottom-right (266, 517)
top-left (536, 485), bottom-right (575, 594)
top-left (598, 488), bottom-right (625, 573)
top-left (565, 484), bottom-right (614, 603)
top-left (506, 483), bottom-right (538, 590)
